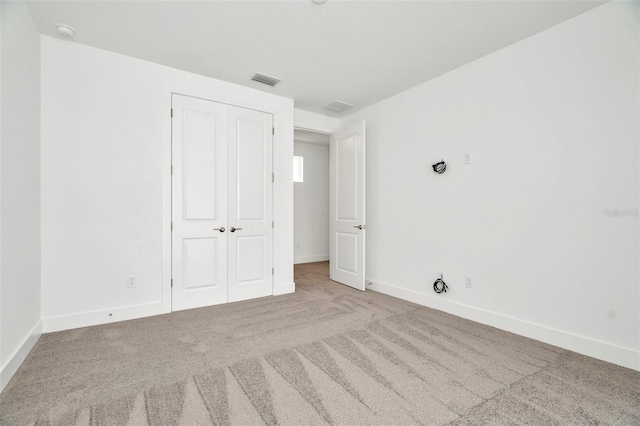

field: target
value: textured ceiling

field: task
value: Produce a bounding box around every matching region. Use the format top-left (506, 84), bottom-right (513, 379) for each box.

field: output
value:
top-left (27, 1), bottom-right (605, 117)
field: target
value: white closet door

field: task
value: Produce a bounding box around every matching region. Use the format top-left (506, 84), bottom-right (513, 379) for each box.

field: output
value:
top-left (330, 120), bottom-right (366, 291)
top-left (172, 94), bottom-right (228, 311)
top-left (227, 106), bottom-right (273, 303)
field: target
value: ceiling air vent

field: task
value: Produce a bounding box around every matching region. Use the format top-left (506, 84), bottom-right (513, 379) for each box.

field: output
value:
top-left (322, 100), bottom-right (354, 114)
top-left (251, 73), bottom-right (280, 87)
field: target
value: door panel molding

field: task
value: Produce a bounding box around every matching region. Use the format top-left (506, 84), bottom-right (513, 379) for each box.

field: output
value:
top-left (171, 94), bottom-right (228, 311)
top-left (162, 83), bottom-right (294, 314)
top-left (228, 105), bottom-right (273, 303)
top-left (330, 121), bottom-right (366, 291)
top-left (171, 94), bottom-right (273, 311)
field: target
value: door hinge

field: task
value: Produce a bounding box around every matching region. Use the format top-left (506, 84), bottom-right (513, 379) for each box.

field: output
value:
top-left (272, 127), bottom-right (275, 135)
top-left (171, 222), bottom-right (173, 231)
top-left (272, 267), bottom-right (274, 276)
top-left (272, 221), bottom-right (274, 229)
top-left (171, 278), bottom-right (173, 288)
top-left (171, 108), bottom-right (173, 118)
top-left (272, 173), bottom-right (275, 183)
top-left (171, 165), bottom-right (173, 175)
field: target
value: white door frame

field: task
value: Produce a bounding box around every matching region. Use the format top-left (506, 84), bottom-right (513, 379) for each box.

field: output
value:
top-left (161, 83), bottom-right (294, 314)
top-left (292, 126), bottom-right (332, 269)
top-left (293, 119), bottom-right (365, 290)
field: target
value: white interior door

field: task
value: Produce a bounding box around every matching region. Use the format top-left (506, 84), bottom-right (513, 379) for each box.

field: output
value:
top-left (172, 95), bottom-right (273, 311)
top-left (330, 121), bottom-right (366, 291)
top-left (172, 94), bottom-right (228, 311)
top-left (227, 106), bottom-right (273, 302)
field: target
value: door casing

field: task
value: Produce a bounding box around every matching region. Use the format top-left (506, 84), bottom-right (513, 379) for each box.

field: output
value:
top-left (161, 83), bottom-right (294, 314)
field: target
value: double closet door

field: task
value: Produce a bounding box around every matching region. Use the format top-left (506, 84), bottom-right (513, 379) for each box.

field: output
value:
top-left (171, 94), bottom-right (273, 312)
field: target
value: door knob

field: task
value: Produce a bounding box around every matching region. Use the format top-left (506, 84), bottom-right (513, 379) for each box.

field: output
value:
top-left (230, 227), bottom-right (243, 233)
top-left (213, 227), bottom-right (225, 233)
top-left (353, 225), bottom-right (365, 230)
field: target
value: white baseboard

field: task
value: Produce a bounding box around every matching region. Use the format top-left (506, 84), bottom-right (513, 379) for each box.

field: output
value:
top-left (1, 320), bottom-right (42, 393)
top-left (274, 281), bottom-right (295, 296)
top-left (42, 302), bottom-right (163, 333)
top-left (294, 255), bottom-right (329, 264)
top-left (367, 279), bottom-right (640, 372)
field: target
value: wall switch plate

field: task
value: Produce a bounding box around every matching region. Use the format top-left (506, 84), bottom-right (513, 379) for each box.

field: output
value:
top-left (465, 275), bottom-right (473, 288)
top-left (127, 275), bottom-right (136, 288)
top-left (463, 152), bottom-right (472, 164)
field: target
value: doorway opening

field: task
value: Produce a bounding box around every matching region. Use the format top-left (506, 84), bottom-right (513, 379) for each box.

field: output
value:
top-left (293, 129), bottom-right (330, 267)
top-left (294, 121), bottom-right (366, 291)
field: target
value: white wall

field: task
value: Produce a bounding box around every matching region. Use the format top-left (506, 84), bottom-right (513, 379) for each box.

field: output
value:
top-left (341, 1), bottom-right (639, 370)
top-left (0, 0), bottom-right (42, 391)
top-left (294, 141), bottom-right (330, 264)
top-left (294, 109), bottom-right (340, 134)
top-left (40, 36), bottom-right (294, 331)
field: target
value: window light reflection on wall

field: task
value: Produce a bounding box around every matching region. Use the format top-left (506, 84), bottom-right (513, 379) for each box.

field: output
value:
top-left (293, 156), bottom-right (304, 183)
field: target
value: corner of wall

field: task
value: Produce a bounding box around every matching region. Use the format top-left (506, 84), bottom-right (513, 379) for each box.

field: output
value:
top-left (0, 320), bottom-right (41, 393)
top-left (0, 0), bottom-right (43, 393)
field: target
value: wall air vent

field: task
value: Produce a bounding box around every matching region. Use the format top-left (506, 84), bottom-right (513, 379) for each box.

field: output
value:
top-left (322, 100), bottom-right (354, 114)
top-left (251, 73), bottom-right (280, 87)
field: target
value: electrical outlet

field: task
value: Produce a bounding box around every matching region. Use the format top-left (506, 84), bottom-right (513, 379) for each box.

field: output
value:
top-left (127, 275), bottom-right (136, 288)
top-left (463, 152), bottom-right (472, 164)
top-left (465, 275), bottom-right (473, 288)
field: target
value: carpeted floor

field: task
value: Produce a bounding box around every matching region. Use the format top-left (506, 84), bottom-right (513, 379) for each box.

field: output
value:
top-left (1, 261), bottom-right (639, 425)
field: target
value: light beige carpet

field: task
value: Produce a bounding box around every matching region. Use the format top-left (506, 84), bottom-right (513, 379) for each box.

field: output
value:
top-left (1, 262), bottom-right (639, 425)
